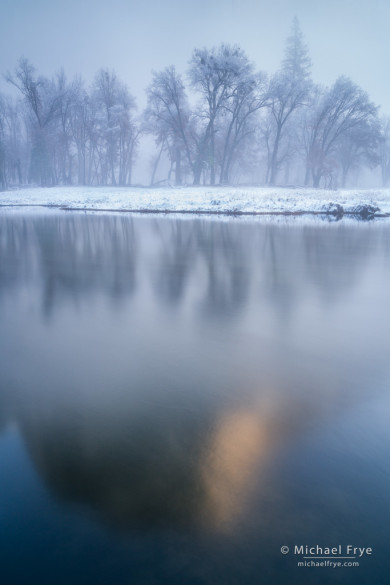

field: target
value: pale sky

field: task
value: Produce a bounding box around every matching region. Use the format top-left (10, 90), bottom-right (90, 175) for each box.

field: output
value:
top-left (1, 0), bottom-right (389, 113)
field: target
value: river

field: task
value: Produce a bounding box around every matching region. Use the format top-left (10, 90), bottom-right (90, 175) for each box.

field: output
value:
top-left (1, 210), bottom-right (389, 584)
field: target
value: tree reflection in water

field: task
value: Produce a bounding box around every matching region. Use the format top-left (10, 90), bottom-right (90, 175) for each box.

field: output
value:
top-left (1, 211), bottom-right (390, 545)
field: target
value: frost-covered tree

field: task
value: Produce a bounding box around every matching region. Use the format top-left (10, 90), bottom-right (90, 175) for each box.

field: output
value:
top-left (92, 69), bottom-right (138, 185)
top-left (144, 66), bottom-right (193, 185)
top-left (93, 69), bottom-right (120, 185)
top-left (69, 79), bottom-right (95, 185)
top-left (304, 76), bottom-right (378, 187)
top-left (336, 119), bottom-right (380, 187)
top-left (188, 44), bottom-right (253, 185)
top-left (0, 94), bottom-right (25, 189)
top-left (112, 87), bottom-right (139, 185)
top-left (379, 117), bottom-right (390, 187)
top-left (6, 58), bottom-right (65, 186)
top-left (267, 17), bottom-right (312, 185)
top-left (218, 71), bottom-right (268, 184)
top-left (0, 96), bottom-right (8, 190)
top-left (49, 70), bottom-right (76, 185)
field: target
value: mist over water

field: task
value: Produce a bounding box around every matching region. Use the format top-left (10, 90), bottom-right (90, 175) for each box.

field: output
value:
top-left (1, 211), bottom-right (390, 584)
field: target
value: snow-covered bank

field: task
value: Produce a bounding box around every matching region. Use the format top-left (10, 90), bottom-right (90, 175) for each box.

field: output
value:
top-left (1, 186), bottom-right (390, 218)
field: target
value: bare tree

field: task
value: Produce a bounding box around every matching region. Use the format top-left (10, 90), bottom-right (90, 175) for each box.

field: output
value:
top-left (267, 17), bottom-right (312, 185)
top-left (144, 66), bottom-right (193, 185)
top-left (336, 119), bottom-right (380, 187)
top-left (188, 44), bottom-right (252, 185)
top-left (69, 79), bottom-right (93, 185)
top-left (218, 72), bottom-right (268, 184)
top-left (92, 69), bottom-right (138, 185)
top-left (51, 70), bottom-right (75, 185)
top-left (379, 117), bottom-right (390, 187)
top-left (304, 77), bottom-right (378, 187)
top-left (112, 88), bottom-right (139, 185)
top-left (0, 95), bottom-right (7, 190)
top-left (6, 58), bottom-right (65, 186)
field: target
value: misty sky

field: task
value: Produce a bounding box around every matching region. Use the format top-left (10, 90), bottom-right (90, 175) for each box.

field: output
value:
top-left (1, 0), bottom-right (389, 113)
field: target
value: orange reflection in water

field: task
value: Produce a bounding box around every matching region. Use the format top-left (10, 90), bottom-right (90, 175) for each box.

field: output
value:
top-left (201, 408), bottom-right (267, 531)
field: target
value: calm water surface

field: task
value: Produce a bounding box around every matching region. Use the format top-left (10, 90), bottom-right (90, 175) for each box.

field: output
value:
top-left (1, 211), bottom-right (390, 585)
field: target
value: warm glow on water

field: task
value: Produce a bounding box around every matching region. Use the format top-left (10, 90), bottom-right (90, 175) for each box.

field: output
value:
top-left (202, 409), bottom-right (267, 530)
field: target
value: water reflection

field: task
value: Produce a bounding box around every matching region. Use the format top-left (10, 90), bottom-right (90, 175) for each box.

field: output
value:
top-left (1, 211), bottom-right (390, 583)
top-left (0, 213), bottom-right (137, 314)
top-left (151, 219), bottom-right (196, 306)
top-left (1, 213), bottom-right (383, 315)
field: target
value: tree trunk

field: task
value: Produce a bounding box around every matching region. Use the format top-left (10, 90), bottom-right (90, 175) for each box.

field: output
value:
top-left (269, 124), bottom-right (281, 185)
top-left (341, 166), bottom-right (348, 188)
top-left (312, 171), bottom-right (321, 188)
top-left (175, 146), bottom-right (182, 186)
top-left (193, 159), bottom-right (202, 185)
top-left (210, 125), bottom-right (215, 186)
top-left (304, 168), bottom-right (310, 186)
top-left (150, 141), bottom-right (164, 186)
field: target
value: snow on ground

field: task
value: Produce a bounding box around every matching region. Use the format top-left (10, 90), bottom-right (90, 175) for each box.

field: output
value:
top-left (1, 185), bottom-right (390, 217)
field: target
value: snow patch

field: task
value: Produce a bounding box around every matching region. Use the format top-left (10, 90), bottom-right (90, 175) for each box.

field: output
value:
top-left (1, 186), bottom-right (390, 218)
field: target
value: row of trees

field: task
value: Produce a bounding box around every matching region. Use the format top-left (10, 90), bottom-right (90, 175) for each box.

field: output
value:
top-left (1, 18), bottom-right (390, 190)
top-left (0, 63), bottom-right (139, 189)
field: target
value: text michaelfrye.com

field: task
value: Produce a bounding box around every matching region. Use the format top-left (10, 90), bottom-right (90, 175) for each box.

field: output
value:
top-left (280, 545), bottom-right (373, 569)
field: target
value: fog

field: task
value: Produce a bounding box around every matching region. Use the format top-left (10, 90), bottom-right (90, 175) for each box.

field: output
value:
top-left (1, 0), bottom-right (389, 187)
top-left (1, 0), bottom-right (389, 110)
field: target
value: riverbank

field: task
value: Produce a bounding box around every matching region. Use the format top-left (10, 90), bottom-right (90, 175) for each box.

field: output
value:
top-left (1, 185), bottom-right (390, 218)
